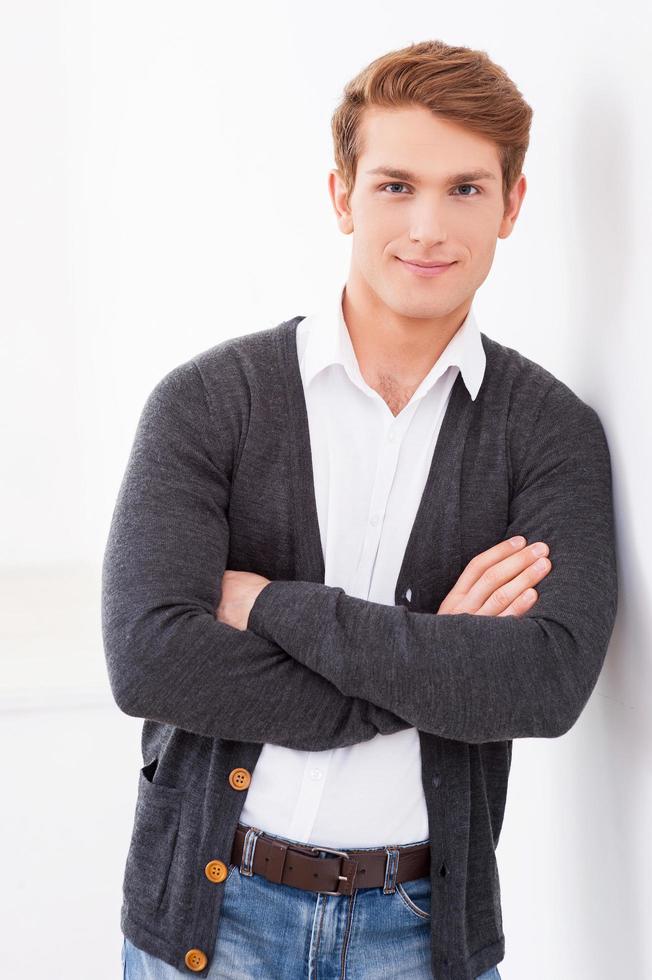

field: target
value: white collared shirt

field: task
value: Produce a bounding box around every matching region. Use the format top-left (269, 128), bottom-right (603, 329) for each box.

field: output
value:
top-left (239, 281), bottom-right (486, 848)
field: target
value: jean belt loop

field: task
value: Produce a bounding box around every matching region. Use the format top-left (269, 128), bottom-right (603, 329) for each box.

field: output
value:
top-left (240, 826), bottom-right (264, 877)
top-left (382, 845), bottom-right (401, 894)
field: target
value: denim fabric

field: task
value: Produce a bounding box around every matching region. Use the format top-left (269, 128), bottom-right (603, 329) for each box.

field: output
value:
top-left (121, 829), bottom-right (502, 980)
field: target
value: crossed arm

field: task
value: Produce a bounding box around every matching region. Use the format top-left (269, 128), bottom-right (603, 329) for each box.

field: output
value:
top-left (101, 359), bottom-right (412, 750)
top-left (102, 358), bottom-right (617, 748)
top-left (244, 380), bottom-right (618, 744)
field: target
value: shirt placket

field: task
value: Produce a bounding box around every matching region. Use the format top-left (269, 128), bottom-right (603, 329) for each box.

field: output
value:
top-left (347, 408), bottom-right (413, 598)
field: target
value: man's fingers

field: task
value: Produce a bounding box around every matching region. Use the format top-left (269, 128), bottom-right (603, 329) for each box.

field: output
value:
top-left (496, 588), bottom-right (538, 617)
top-left (473, 557), bottom-right (550, 615)
top-left (454, 536), bottom-right (528, 594)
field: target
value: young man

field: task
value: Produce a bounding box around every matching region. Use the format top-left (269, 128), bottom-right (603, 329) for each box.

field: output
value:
top-left (103, 41), bottom-right (618, 980)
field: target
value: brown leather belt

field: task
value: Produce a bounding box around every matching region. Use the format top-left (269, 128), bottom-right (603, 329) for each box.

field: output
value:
top-left (230, 824), bottom-right (430, 897)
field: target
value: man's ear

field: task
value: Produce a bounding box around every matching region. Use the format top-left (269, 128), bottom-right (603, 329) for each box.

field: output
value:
top-left (498, 173), bottom-right (527, 240)
top-left (328, 169), bottom-right (354, 235)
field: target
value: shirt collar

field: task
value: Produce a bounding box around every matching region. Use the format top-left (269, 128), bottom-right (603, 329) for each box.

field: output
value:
top-left (302, 282), bottom-right (486, 401)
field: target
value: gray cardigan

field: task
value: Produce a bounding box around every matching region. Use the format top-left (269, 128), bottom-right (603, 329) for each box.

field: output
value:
top-left (101, 315), bottom-right (618, 979)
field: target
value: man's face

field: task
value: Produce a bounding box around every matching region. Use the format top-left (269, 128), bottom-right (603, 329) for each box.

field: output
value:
top-left (329, 105), bottom-right (526, 322)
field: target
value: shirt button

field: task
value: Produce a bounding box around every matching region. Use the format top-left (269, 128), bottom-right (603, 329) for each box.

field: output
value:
top-left (184, 948), bottom-right (208, 971)
top-left (432, 771), bottom-right (442, 788)
top-left (387, 429), bottom-right (396, 442)
top-left (204, 859), bottom-right (229, 883)
top-left (310, 768), bottom-right (322, 780)
top-left (228, 767), bottom-right (251, 790)
top-left (370, 514), bottom-right (380, 526)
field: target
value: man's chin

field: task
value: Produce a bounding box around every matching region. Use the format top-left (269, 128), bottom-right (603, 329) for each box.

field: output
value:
top-left (385, 288), bottom-right (454, 321)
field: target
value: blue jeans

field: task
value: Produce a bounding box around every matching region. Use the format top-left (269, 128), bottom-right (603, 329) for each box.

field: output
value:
top-left (122, 828), bottom-right (502, 979)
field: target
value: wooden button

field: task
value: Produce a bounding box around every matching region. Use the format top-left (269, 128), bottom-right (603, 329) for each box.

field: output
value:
top-left (228, 767), bottom-right (251, 790)
top-left (204, 859), bottom-right (229, 883)
top-left (184, 948), bottom-right (208, 971)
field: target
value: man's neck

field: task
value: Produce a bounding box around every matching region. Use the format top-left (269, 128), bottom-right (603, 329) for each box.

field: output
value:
top-left (341, 277), bottom-right (471, 415)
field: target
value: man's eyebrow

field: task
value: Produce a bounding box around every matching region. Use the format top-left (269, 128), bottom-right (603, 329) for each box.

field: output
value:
top-left (365, 165), bottom-right (498, 183)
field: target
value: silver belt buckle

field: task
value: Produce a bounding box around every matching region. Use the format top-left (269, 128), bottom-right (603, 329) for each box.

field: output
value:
top-left (310, 845), bottom-right (352, 895)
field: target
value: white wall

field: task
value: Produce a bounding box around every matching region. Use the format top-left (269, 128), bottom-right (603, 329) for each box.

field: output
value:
top-left (1, 2), bottom-right (650, 978)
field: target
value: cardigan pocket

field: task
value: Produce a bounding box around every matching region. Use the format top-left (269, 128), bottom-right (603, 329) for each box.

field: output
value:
top-left (123, 758), bottom-right (184, 916)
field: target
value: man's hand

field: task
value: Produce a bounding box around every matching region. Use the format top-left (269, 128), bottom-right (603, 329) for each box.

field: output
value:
top-left (438, 536), bottom-right (551, 617)
top-left (215, 570), bottom-right (271, 631)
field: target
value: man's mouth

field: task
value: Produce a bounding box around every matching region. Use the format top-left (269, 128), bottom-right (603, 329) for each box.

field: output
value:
top-left (398, 257), bottom-right (456, 277)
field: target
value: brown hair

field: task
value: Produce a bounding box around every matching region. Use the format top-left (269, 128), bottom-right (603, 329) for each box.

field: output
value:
top-left (331, 40), bottom-right (533, 213)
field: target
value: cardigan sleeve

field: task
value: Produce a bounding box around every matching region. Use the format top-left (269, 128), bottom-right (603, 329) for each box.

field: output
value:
top-left (101, 358), bottom-right (411, 749)
top-left (247, 379), bottom-right (619, 744)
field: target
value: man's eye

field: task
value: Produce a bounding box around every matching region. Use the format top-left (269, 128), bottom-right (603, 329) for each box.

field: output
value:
top-left (380, 183), bottom-right (481, 196)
